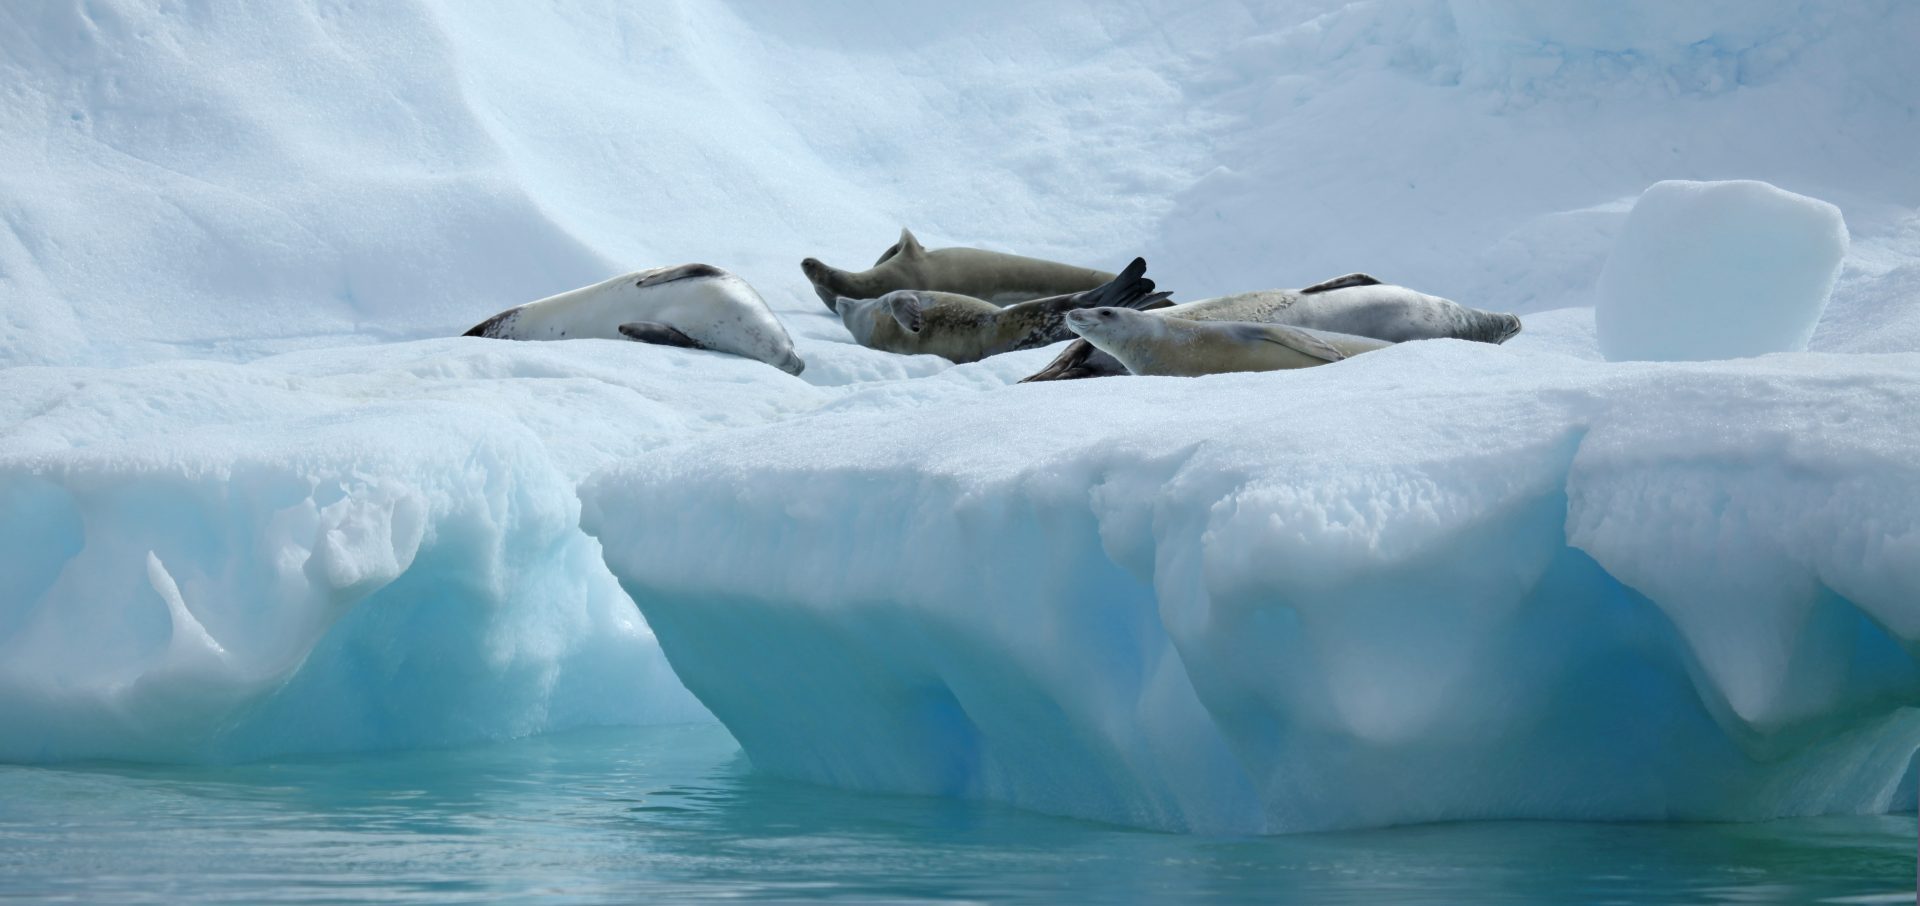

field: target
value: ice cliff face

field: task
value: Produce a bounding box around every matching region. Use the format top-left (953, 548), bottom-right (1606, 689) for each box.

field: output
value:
top-left (583, 343), bottom-right (1920, 833)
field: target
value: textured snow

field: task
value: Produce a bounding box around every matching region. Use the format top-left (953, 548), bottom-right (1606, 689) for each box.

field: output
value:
top-left (2, 0), bottom-right (1919, 832)
top-left (1597, 180), bottom-right (1848, 361)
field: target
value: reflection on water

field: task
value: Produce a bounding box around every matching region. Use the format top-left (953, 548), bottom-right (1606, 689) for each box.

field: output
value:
top-left (0, 724), bottom-right (1911, 903)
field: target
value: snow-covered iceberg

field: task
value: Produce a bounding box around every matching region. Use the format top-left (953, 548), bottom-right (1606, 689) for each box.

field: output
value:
top-left (0, 339), bottom-right (837, 760)
top-left (584, 343), bottom-right (1920, 833)
top-left (3, 0), bottom-right (1919, 836)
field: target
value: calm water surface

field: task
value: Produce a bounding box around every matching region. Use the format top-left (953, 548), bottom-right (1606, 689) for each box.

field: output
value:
top-left (0, 724), bottom-right (1911, 904)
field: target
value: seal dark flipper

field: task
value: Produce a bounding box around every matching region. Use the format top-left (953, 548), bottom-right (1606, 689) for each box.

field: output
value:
top-left (1057, 257), bottom-right (1169, 312)
top-left (1019, 339), bottom-right (1129, 382)
top-left (1300, 273), bottom-right (1382, 294)
top-left (634, 263), bottom-right (728, 288)
top-left (618, 322), bottom-right (708, 350)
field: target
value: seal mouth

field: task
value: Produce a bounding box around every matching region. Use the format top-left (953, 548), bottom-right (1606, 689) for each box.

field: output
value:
top-left (779, 351), bottom-right (807, 376)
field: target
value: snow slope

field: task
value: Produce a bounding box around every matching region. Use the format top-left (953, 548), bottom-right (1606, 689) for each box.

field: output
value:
top-left (6, 0), bottom-right (1917, 366)
top-left (3, 0), bottom-right (1919, 830)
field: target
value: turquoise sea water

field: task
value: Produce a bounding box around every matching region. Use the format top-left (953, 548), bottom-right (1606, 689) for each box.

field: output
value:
top-left (0, 723), bottom-right (1911, 904)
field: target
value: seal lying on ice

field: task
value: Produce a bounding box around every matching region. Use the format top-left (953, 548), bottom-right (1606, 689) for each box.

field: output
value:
top-left (464, 263), bottom-right (805, 375)
top-left (802, 228), bottom-right (1116, 310)
top-left (1024, 272), bottom-right (1520, 381)
top-left (1065, 306), bottom-right (1391, 377)
top-left (832, 257), bottom-right (1168, 364)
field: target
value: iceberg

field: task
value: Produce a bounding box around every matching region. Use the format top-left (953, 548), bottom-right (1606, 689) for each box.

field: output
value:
top-left (1597, 180), bottom-right (1848, 362)
top-left (1, 0), bottom-right (1917, 838)
top-left (584, 343), bottom-right (1920, 833)
top-left (0, 339), bottom-right (835, 761)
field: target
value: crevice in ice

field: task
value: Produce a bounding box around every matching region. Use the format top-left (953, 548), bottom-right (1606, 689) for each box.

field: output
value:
top-left (147, 550), bottom-right (231, 672)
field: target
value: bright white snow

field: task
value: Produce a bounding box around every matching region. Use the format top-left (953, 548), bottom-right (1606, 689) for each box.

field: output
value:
top-left (1597, 180), bottom-right (1848, 361)
top-left (2, 0), bottom-right (1918, 832)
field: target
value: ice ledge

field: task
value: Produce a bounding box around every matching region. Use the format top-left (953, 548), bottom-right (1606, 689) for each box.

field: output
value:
top-left (584, 343), bottom-right (1920, 833)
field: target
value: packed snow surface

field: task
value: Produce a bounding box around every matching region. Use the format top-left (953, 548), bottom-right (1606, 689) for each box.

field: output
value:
top-left (1597, 180), bottom-right (1848, 361)
top-left (3, 0), bottom-right (1919, 831)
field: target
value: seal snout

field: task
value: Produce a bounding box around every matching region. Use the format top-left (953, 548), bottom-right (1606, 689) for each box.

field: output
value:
top-left (1065, 307), bottom-right (1118, 336)
top-left (778, 351), bottom-right (807, 376)
top-left (1497, 314), bottom-right (1524, 344)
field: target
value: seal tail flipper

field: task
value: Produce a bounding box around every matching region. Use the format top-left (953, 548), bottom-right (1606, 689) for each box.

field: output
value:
top-left (618, 321), bottom-right (708, 350)
top-left (1063, 257), bottom-right (1169, 312)
top-left (801, 257), bottom-right (856, 311)
top-left (1300, 273), bottom-right (1383, 294)
top-left (1020, 339), bottom-right (1129, 382)
top-left (1020, 339), bottom-right (1093, 382)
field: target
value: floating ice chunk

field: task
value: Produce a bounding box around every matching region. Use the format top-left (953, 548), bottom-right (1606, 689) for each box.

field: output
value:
top-left (1596, 180), bottom-right (1848, 362)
